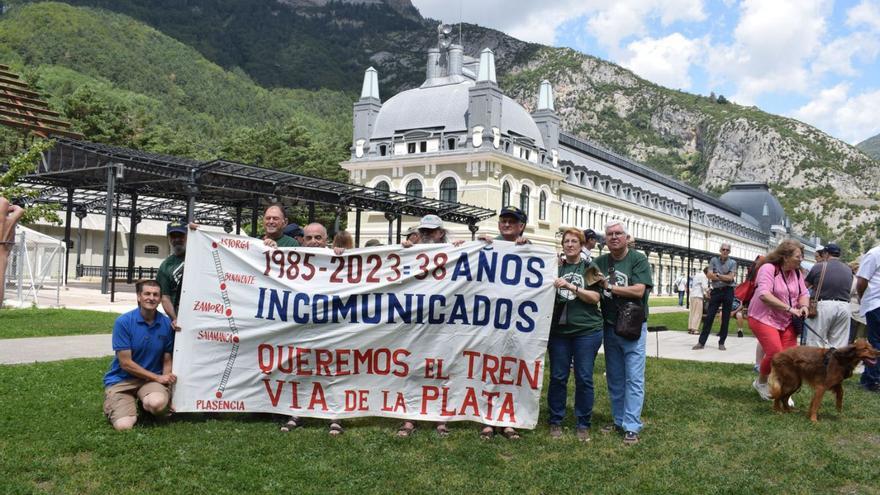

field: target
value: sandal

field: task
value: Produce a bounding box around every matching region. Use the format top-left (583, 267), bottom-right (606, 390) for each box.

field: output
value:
top-left (688, 330), bottom-right (699, 335)
top-left (479, 426), bottom-right (495, 440)
top-left (328, 422), bottom-right (344, 436)
top-left (436, 423), bottom-right (450, 437)
top-left (397, 421), bottom-right (416, 438)
top-left (501, 427), bottom-right (520, 440)
top-left (279, 416), bottom-right (301, 432)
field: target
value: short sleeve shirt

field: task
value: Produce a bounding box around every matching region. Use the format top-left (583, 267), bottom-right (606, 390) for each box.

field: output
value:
top-left (274, 235), bottom-right (300, 247)
top-left (709, 256), bottom-right (737, 289)
top-left (594, 249), bottom-right (653, 326)
top-left (103, 308), bottom-right (174, 387)
top-left (555, 261), bottom-right (603, 336)
top-left (157, 254), bottom-right (185, 313)
top-left (805, 259), bottom-right (853, 301)
top-left (857, 245), bottom-right (880, 316)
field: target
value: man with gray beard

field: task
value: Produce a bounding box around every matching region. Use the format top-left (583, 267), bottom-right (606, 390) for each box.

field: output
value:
top-left (157, 222), bottom-right (187, 330)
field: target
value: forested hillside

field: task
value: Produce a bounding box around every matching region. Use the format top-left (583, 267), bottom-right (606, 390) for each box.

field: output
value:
top-left (858, 134), bottom-right (880, 161)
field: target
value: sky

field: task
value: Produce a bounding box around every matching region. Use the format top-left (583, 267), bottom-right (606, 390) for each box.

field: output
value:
top-left (411, 0), bottom-right (880, 145)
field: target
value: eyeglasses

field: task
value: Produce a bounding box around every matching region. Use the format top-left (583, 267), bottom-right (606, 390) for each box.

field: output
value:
top-left (720, 248), bottom-right (730, 252)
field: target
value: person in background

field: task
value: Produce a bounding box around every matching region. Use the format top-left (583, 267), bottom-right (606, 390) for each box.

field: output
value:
top-left (674, 274), bottom-right (687, 306)
top-left (548, 228), bottom-right (603, 442)
top-left (688, 267), bottom-right (710, 335)
top-left (694, 243), bottom-right (737, 351)
top-left (364, 239), bottom-right (382, 247)
top-left (332, 230), bottom-right (353, 250)
top-left (404, 226), bottom-right (420, 245)
top-left (849, 261), bottom-right (866, 343)
top-left (102, 280), bottom-right (176, 431)
top-left (157, 221), bottom-right (188, 329)
top-left (748, 240), bottom-right (809, 401)
top-left (581, 229), bottom-right (600, 263)
top-left (283, 223), bottom-right (305, 246)
top-left (593, 220), bottom-right (653, 445)
top-left (0, 198), bottom-right (25, 306)
top-left (856, 244), bottom-right (880, 392)
top-left (478, 206), bottom-right (529, 245)
top-left (804, 242), bottom-right (853, 348)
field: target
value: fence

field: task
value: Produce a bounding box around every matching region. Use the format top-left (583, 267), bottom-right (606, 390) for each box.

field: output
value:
top-left (77, 265), bottom-right (159, 280)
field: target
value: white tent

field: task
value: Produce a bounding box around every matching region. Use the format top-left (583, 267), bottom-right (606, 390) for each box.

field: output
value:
top-left (2, 224), bottom-right (66, 307)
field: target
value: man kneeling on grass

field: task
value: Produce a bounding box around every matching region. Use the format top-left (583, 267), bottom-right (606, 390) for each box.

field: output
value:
top-left (102, 279), bottom-right (176, 431)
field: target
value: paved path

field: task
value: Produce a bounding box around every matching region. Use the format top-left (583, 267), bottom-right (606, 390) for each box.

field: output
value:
top-left (0, 329), bottom-right (758, 366)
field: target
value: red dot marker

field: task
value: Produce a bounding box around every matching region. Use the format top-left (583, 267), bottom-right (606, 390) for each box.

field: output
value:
top-left (215, 391), bottom-right (223, 398)
top-left (212, 242), bottom-right (218, 249)
top-left (225, 308), bottom-right (232, 317)
top-left (220, 283), bottom-right (227, 291)
top-left (232, 335), bottom-right (239, 343)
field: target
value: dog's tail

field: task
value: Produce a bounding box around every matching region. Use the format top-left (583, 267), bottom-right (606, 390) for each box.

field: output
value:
top-left (767, 367), bottom-right (781, 399)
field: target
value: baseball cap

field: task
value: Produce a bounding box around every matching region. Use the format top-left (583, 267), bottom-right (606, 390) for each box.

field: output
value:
top-left (284, 223), bottom-right (304, 238)
top-left (823, 242), bottom-right (841, 257)
top-left (815, 244), bottom-right (826, 254)
top-left (404, 226), bottom-right (419, 237)
top-left (499, 205), bottom-right (527, 223)
top-left (418, 214), bottom-right (444, 230)
top-left (167, 221), bottom-right (187, 235)
top-left (583, 228), bottom-right (599, 240)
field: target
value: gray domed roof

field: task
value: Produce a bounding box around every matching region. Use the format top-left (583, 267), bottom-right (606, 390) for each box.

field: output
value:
top-left (719, 183), bottom-right (786, 233)
top-left (370, 80), bottom-right (544, 148)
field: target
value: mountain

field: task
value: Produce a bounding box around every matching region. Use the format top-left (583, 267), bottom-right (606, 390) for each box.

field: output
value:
top-left (857, 134), bottom-right (880, 161)
top-left (2, 0), bottom-right (878, 253)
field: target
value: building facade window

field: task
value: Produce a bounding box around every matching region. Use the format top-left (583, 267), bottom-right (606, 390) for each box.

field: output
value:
top-left (502, 181), bottom-right (511, 208)
top-left (374, 181), bottom-right (390, 192)
top-left (539, 191), bottom-right (547, 220)
top-left (405, 179), bottom-right (423, 198)
top-left (144, 245), bottom-right (160, 255)
top-left (439, 177), bottom-right (457, 203)
top-left (520, 185), bottom-right (530, 215)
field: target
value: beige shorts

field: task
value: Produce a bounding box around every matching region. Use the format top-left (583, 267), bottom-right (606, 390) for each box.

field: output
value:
top-left (103, 379), bottom-right (170, 423)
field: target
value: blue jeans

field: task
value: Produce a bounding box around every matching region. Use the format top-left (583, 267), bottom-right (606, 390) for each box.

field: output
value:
top-left (603, 323), bottom-right (647, 433)
top-left (547, 331), bottom-right (603, 428)
top-left (860, 307), bottom-right (880, 388)
top-left (678, 291), bottom-right (685, 306)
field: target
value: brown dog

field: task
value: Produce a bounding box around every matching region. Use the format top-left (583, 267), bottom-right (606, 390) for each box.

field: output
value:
top-left (768, 339), bottom-right (879, 422)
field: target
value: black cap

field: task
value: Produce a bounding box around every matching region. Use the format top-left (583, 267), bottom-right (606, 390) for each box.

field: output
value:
top-left (284, 223), bottom-right (304, 238)
top-left (583, 228), bottom-right (599, 240)
top-left (824, 242), bottom-right (841, 257)
top-left (499, 205), bottom-right (527, 223)
top-left (167, 221), bottom-right (187, 235)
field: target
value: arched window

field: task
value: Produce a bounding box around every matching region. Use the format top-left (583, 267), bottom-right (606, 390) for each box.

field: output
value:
top-left (520, 185), bottom-right (530, 215)
top-left (439, 177), bottom-right (457, 203)
top-left (405, 179), bottom-right (423, 198)
top-left (144, 245), bottom-right (160, 255)
top-left (539, 191), bottom-right (547, 220)
top-left (502, 181), bottom-right (511, 208)
top-left (374, 181), bottom-right (390, 192)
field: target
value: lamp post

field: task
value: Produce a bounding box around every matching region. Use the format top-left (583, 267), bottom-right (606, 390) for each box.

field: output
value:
top-left (686, 197), bottom-right (694, 309)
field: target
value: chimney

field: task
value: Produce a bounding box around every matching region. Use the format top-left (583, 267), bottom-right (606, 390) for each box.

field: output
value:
top-left (426, 48), bottom-right (441, 80)
top-left (477, 48), bottom-right (497, 83)
top-left (352, 67), bottom-right (382, 157)
top-left (448, 44), bottom-right (463, 76)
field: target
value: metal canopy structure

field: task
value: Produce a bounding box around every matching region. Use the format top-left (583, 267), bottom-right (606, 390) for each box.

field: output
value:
top-left (21, 137), bottom-right (495, 294)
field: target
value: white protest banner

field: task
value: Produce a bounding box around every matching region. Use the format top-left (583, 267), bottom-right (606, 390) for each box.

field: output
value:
top-left (172, 230), bottom-right (555, 428)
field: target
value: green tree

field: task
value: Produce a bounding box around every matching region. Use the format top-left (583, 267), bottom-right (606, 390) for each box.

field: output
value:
top-left (1, 140), bottom-right (59, 223)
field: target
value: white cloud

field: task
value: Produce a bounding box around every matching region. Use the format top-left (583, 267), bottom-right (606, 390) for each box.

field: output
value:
top-left (586, 0), bottom-right (706, 52)
top-left (621, 33), bottom-right (704, 88)
top-left (811, 31), bottom-right (880, 77)
top-left (793, 83), bottom-right (880, 143)
top-left (847, 0), bottom-right (880, 31)
top-left (706, 0), bottom-right (830, 103)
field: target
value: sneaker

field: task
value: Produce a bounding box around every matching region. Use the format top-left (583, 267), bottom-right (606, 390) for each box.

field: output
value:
top-left (737, 330), bottom-right (744, 338)
top-left (787, 397), bottom-right (795, 407)
top-left (623, 431), bottom-right (640, 445)
top-left (692, 344), bottom-right (705, 350)
top-left (549, 425), bottom-right (563, 439)
top-left (753, 364), bottom-right (760, 373)
top-left (601, 423), bottom-right (623, 435)
top-left (752, 378), bottom-right (771, 401)
top-left (576, 427), bottom-right (591, 442)
top-left (718, 344), bottom-right (727, 351)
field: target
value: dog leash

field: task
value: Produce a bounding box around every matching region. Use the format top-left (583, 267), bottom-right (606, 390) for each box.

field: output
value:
top-left (801, 320), bottom-right (837, 367)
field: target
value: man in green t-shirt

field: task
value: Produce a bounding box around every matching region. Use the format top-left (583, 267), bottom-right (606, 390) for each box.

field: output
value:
top-left (261, 204), bottom-right (299, 248)
top-left (593, 220), bottom-right (653, 445)
top-left (157, 221), bottom-right (187, 329)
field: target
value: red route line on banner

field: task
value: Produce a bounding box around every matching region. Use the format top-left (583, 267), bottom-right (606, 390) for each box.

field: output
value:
top-left (210, 241), bottom-right (240, 399)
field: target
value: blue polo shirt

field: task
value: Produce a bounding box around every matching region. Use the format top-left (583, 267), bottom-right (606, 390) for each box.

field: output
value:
top-left (103, 308), bottom-right (174, 387)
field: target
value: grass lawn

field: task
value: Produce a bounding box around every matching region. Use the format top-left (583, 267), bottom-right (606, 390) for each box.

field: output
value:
top-left (648, 296), bottom-right (679, 307)
top-left (2, 357), bottom-right (880, 494)
top-left (0, 308), bottom-right (119, 338)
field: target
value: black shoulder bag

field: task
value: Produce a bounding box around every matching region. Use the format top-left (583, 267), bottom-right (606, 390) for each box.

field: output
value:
top-left (610, 259), bottom-right (645, 341)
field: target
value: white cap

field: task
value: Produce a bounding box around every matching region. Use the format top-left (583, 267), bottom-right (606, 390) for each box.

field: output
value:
top-left (418, 214), bottom-right (443, 230)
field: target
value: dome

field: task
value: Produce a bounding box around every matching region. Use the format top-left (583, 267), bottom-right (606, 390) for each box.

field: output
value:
top-left (370, 79), bottom-right (545, 148)
top-left (719, 183), bottom-right (787, 233)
